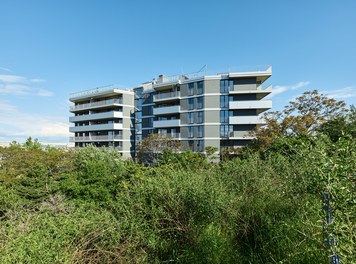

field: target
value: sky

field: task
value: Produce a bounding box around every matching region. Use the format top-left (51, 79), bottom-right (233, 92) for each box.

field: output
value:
top-left (1, 0), bottom-right (355, 143)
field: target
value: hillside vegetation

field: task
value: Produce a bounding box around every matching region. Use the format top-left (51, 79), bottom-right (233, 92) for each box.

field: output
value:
top-left (0, 92), bottom-right (354, 263)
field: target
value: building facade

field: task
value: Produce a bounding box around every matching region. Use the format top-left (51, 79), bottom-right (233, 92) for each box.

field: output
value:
top-left (69, 86), bottom-right (135, 158)
top-left (69, 66), bottom-right (272, 158)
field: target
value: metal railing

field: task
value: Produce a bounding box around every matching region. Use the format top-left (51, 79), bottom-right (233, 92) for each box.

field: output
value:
top-left (70, 84), bottom-right (122, 99)
top-left (70, 135), bottom-right (123, 142)
top-left (70, 98), bottom-right (123, 111)
top-left (158, 132), bottom-right (180, 139)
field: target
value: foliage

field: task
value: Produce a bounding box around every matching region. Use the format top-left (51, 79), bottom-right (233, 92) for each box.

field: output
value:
top-left (0, 99), bottom-right (355, 263)
top-left (252, 90), bottom-right (348, 149)
top-left (136, 133), bottom-right (182, 165)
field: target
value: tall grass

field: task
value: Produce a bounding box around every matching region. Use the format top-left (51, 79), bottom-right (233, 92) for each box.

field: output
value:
top-left (0, 136), bottom-right (354, 263)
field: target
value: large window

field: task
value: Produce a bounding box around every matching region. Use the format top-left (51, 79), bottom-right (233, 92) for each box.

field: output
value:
top-left (188, 112), bottom-right (194, 124)
top-left (188, 83), bottom-right (194, 96)
top-left (220, 95), bottom-right (229, 108)
top-left (188, 98), bottom-right (194, 110)
top-left (220, 79), bottom-right (234, 93)
top-left (197, 81), bottom-right (204, 94)
top-left (197, 111), bottom-right (203, 124)
top-left (197, 96), bottom-right (203, 109)
top-left (220, 125), bottom-right (233, 138)
top-left (220, 110), bottom-right (230, 123)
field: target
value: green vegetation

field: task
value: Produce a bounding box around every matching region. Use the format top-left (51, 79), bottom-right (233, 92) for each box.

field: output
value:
top-left (0, 91), bottom-right (355, 263)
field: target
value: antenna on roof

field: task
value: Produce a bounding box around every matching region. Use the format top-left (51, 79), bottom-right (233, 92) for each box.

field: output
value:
top-left (197, 64), bottom-right (207, 73)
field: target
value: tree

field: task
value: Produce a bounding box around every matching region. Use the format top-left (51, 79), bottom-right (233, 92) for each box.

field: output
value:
top-left (319, 104), bottom-right (356, 142)
top-left (252, 90), bottom-right (348, 149)
top-left (23, 137), bottom-right (42, 150)
top-left (136, 133), bottom-right (182, 165)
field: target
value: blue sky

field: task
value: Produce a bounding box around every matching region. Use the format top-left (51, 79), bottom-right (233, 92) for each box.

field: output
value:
top-left (1, 0), bottom-right (355, 143)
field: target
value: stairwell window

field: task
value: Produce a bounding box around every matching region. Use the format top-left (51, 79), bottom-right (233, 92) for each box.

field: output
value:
top-left (197, 125), bottom-right (203, 138)
top-left (188, 112), bottom-right (194, 124)
top-left (188, 83), bottom-right (194, 96)
top-left (197, 81), bottom-right (204, 95)
top-left (188, 126), bottom-right (194, 138)
top-left (188, 98), bottom-right (194, 110)
top-left (197, 111), bottom-right (203, 124)
top-left (197, 97), bottom-right (203, 109)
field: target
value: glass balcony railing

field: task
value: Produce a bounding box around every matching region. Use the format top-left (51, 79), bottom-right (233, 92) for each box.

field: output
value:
top-left (70, 98), bottom-right (123, 111)
top-left (70, 135), bottom-right (123, 142)
top-left (153, 91), bottom-right (180, 101)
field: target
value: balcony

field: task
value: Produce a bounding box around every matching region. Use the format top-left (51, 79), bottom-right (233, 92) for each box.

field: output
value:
top-left (69, 123), bottom-right (123, 133)
top-left (70, 98), bottom-right (123, 112)
top-left (158, 132), bottom-right (181, 139)
top-left (229, 85), bottom-right (272, 99)
top-left (70, 135), bottom-right (123, 142)
top-left (229, 100), bottom-right (272, 110)
top-left (153, 91), bottom-right (180, 102)
top-left (154, 119), bottom-right (180, 128)
top-left (229, 131), bottom-right (254, 139)
top-left (153, 105), bottom-right (180, 115)
top-left (69, 111), bottom-right (123, 122)
top-left (229, 116), bottom-right (265, 125)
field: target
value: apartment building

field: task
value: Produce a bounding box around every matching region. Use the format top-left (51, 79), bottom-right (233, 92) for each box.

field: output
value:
top-left (134, 66), bottom-right (272, 154)
top-left (69, 66), bottom-right (272, 157)
top-left (69, 86), bottom-right (135, 158)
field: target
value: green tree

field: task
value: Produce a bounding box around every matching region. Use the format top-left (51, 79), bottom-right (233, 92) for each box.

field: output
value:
top-left (23, 137), bottom-right (42, 150)
top-left (252, 90), bottom-right (348, 149)
top-left (136, 133), bottom-right (182, 165)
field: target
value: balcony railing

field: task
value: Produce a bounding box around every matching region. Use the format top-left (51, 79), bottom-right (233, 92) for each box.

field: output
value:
top-left (154, 119), bottom-right (180, 128)
top-left (229, 131), bottom-right (254, 139)
top-left (69, 123), bottom-right (123, 132)
top-left (153, 105), bottom-right (180, 115)
top-left (70, 135), bottom-right (123, 142)
top-left (229, 100), bottom-right (272, 110)
top-left (69, 111), bottom-right (123, 122)
top-left (153, 91), bottom-right (180, 101)
top-left (70, 98), bottom-right (123, 111)
top-left (158, 132), bottom-right (180, 139)
top-left (69, 85), bottom-right (121, 100)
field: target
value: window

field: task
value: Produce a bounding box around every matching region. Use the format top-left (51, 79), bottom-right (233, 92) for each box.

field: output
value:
top-left (188, 98), bottom-right (194, 110)
top-left (197, 81), bottom-right (203, 94)
top-left (188, 83), bottom-right (194, 96)
top-left (197, 126), bottom-right (203, 138)
top-left (220, 125), bottom-right (233, 138)
top-left (188, 112), bottom-right (194, 124)
top-left (220, 95), bottom-right (229, 108)
top-left (197, 96), bottom-right (203, 109)
top-left (148, 117), bottom-right (153, 127)
top-left (220, 110), bottom-right (229, 123)
top-left (188, 126), bottom-right (194, 138)
top-left (197, 111), bottom-right (203, 124)
top-left (220, 80), bottom-right (234, 93)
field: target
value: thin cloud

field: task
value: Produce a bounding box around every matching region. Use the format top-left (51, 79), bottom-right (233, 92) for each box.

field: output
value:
top-left (324, 86), bottom-right (356, 99)
top-left (0, 84), bottom-right (31, 95)
top-left (268, 81), bottom-right (311, 98)
top-left (30, 78), bottom-right (46, 83)
top-left (0, 101), bottom-right (70, 139)
top-left (0, 73), bottom-right (53, 97)
top-left (36, 88), bottom-right (54, 97)
top-left (291, 81), bottom-right (311, 90)
top-left (0, 67), bottom-right (11, 72)
top-left (0, 74), bottom-right (27, 83)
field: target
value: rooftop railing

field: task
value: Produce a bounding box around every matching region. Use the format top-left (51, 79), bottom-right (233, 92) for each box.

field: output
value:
top-left (70, 98), bottom-right (123, 111)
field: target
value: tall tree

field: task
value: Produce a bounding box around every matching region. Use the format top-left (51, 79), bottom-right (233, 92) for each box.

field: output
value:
top-left (252, 90), bottom-right (348, 148)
